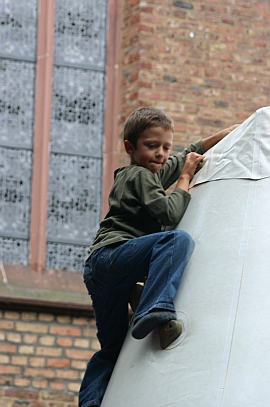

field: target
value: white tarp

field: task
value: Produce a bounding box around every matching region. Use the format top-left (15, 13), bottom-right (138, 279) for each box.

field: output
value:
top-left (190, 106), bottom-right (270, 185)
top-left (101, 106), bottom-right (270, 407)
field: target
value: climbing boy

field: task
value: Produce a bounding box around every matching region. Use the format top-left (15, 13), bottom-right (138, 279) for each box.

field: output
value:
top-left (79, 107), bottom-right (238, 407)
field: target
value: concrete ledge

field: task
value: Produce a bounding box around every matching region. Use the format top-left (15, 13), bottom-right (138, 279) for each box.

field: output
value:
top-left (0, 295), bottom-right (93, 316)
top-left (0, 263), bottom-right (93, 317)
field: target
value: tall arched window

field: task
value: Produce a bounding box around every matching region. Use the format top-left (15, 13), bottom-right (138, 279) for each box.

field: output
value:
top-left (0, 0), bottom-right (118, 273)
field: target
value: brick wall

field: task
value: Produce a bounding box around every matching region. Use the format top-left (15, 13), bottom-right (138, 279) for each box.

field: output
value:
top-left (119, 0), bottom-right (270, 166)
top-left (0, 309), bottom-right (98, 407)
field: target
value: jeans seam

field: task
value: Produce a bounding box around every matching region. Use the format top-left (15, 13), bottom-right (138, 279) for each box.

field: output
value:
top-left (167, 232), bottom-right (175, 284)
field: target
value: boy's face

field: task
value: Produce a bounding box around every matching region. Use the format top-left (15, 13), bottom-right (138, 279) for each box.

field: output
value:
top-left (124, 126), bottom-right (173, 173)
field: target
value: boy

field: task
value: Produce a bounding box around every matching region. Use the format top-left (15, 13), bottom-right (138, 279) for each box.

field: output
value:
top-left (79, 107), bottom-right (238, 407)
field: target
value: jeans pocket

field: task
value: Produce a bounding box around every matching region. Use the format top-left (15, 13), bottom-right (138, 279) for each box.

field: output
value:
top-left (109, 241), bottom-right (137, 276)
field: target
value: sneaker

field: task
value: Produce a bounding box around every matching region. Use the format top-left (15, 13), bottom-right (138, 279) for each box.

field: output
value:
top-left (159, 320), bottom-right (182, 349)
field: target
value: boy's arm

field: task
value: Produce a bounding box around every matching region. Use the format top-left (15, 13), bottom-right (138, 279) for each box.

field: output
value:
top-left (174, 124), bottom-right (240, 192)
top-left (159, 140), bottom-right (204, 190)
top-left (174, 124), bottom-right (239, 192)
top-left (202, 124), bottom-right (239, 152)
top-left (160, 124), bottom-right (239, 190)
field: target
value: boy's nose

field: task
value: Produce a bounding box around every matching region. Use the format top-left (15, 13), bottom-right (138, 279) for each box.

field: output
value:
top-left (156, 147), bottom-right (164, 157)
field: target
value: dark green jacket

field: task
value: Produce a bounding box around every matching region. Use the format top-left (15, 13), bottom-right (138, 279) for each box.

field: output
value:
top-left (89, 140), bottom-right (204, 255)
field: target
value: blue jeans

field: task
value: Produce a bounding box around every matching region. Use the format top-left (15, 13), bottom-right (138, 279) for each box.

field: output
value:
top-left (79, 230), bottom-right (194, 407)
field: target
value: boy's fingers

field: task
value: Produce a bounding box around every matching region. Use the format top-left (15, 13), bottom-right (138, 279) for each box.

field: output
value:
top-left (191, 154), bottom-right (205, 166)
top-left (186, 152), bottom-right (204, 161)
top-left (225, 123), bottom-right (239, 135)
top-left (195, 158), bottom-right (206, 174)
top-left (196, 155), bottom-right (205, 163)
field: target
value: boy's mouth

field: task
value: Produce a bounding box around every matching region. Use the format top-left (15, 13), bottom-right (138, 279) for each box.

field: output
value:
top-left (150, 160), bottom-right (163, 166)
top-left (148, 161), bottom-right (164, 172)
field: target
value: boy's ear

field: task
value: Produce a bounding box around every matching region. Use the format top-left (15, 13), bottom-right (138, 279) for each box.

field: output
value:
top-left (124, 140), bottom-right (135, 155)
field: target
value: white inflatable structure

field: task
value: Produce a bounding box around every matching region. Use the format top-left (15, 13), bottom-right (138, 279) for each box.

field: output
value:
top-left (101, 106), bottom-right (270, 407)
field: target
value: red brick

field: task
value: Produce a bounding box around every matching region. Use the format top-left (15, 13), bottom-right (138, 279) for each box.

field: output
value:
top-left (173, 10), bottom-right (186, 18)
top-left (4, 389), bottom-right (38, 399)
top-left (0, 355), bottom-right (9, 364)
top-left (56, 337), bottom-right (73, 347)
top-left (21, 312), bottom-right (37, 321)
top-left (128, 51), bottom-right (140, 64)
top-left (128, 91), bottom-right (139, 101)
top-left (32, 379), bottom-right (48, 389)
top-left (47, 358), bottom-right (70, 368)
top-left (73, 338), bottom-right (90, 349)
top-left (7, 332), bottom-right (21, 343)
top-left (90, 339), bottom-right (100, 351)
top-left (56, 369), bottom-right (79, 380)
top-left (0, 365), bottom-right (21, 375)
top-left (71, 360), bottom-right (86, 370)
top-left (38, 313), bottom-right (54, 322)
top-left (14, 377), bottom-right (31, 387)
top-left (11, 356), bottom-right (28, 366)
top-left (24, 368), bottom-right (55, 378)
top-left (29, 357), bottom-right (46, 368)
top-left (130, 71), bottom-right (139, 83)
top-left (220, 53), bottom-right (234, 62)
top-left (23, 334), bottom-right (38, 344)
top-left (16, 322), bottom-right (48, 334)
top-left (56, 315), bottom-right (72, 324)
top-left (140, 61), bottom-right (153, 70)
top-left (39, 335), bottom-right (55, 346)
top-left (18, 345), bottom-right (35, 355)
top-left (139, 23), bottom-right (154, 33)
top-left (0, 320), bottom-right (14, 330)
top-left (66, 349), bottom-right (93, 360)
top-left (68, 381), bottom-right (80, 393)
top-left (130, 14), bottom-right (140, 25)
top-left (49, 381), bottom-right (65, 391)
top-left (36, 347), bottom-right (62, 357)
top-left (253, 39), bottom-right (267, 47)
top-left (3, 311), bottom-right (20, 319)
top-left (0, 343), bottom-right (17, 353)
top-left (39, 392), bottom-right (74, 401)
top-left (49, 326), bottom-right (82, 337)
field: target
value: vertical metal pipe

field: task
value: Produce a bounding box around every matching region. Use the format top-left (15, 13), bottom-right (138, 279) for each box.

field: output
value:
top-left (29, 0), bottom-right (55, 273)
top-left (102, 0), bottom-right (122, 218)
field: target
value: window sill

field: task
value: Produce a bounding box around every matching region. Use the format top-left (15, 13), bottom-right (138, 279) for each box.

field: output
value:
top-left (0, 263), bottom-right (93, 317)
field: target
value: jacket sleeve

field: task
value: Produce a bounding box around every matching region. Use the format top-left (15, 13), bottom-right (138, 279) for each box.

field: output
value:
top-left (134, 169), bottom-right (191, 226)
top-left (158, 140), bottom-right (204, 190)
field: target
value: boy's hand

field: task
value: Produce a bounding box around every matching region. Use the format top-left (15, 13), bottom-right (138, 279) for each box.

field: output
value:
top-left (182, 153), bottom-right (205, 180)
top-left (175, 153), bottom-right (205, 192)
top-left (213, 124), bottom-right (239, 140)
top-left (202, 123), bottom-right (240, 152)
